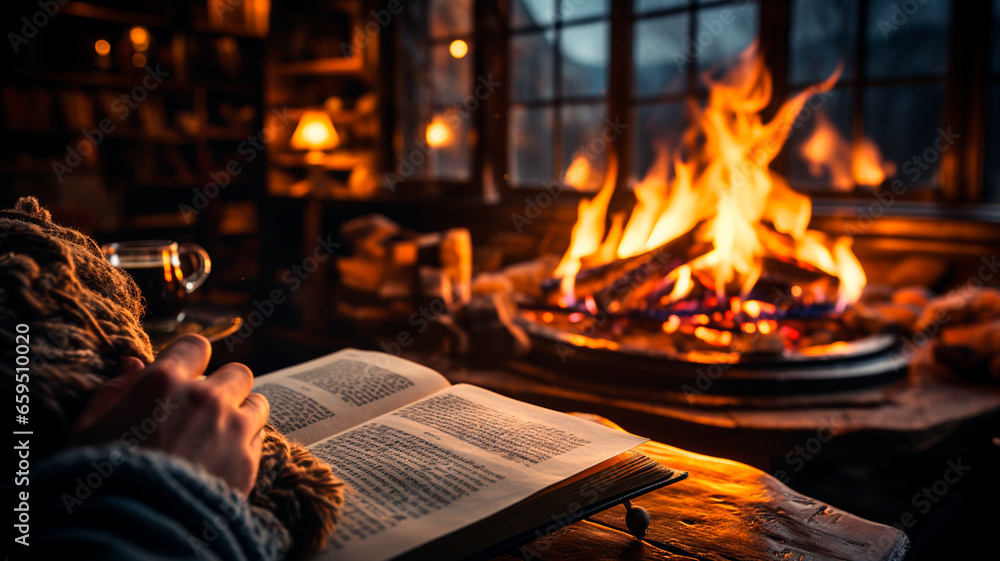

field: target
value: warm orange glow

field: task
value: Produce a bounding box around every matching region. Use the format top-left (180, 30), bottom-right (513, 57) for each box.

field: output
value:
top-left (564, 153), bottom-right (592, 190)
top-left (757, 319), bottom-right (776, 334)
top-left (791, 285), bottom-right (802, 297)
top-left (426, 116), bottom-right (453, 148)
top-left (94, 39), bottom-right (111, 56)
top-left (541, 312), bottom-right (555, 323)
top-left (554, 155), bottom-right (618, 306)
top-left (741, 322), bottom-right (757, 334)
top-left (554, 44), bottom-right (868, 309)
top-left (799, 111), bottom-right (895, 189)
top-left (694, 326), bottom-right (733, 346)
top-left (129, 26), bottom-right (149, 51)
top-left (131, 53), bottom-right (147, 67)
top-left (662, 265), bottom-right (694, 304)
top-left (291, 110), bottom-right (340, 152)
top-left (449, 39), bottom-right (468, 59)
top-left (662, 314), bottom-right (681, 334)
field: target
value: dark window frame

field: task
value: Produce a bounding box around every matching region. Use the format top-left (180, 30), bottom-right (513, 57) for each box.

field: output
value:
top-left (383, 0), bottom-right (999, 211)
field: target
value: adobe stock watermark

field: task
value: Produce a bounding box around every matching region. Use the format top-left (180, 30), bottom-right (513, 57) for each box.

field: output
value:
top-left (876, 0), bottom-right (933, 41)
top-left (874, 457), bottom-right (971, 550)
top-left (843, 126), bottom-right (959, 238)
top-left (339, 0), bottom-right (416, 58)
top-left (519, 468), bottom-right (621, 560)
top-left (772, 416), bottom-right (845, 485)
top-left (671, 0), bottom-right (753, 71)
top-left (383, 74), bottom-right (501, 191)
top-left (509, 116), bottom-right (629, 234)
top-left (549, 248), bottom-right (675, 364)
top-left (379, 298), bottom-right (449, 356)
top-left (52, 65), bottom-right (171, 182)
top-left (178, 106), bottom-right (293, 223)
top-left (887, 251), bottom-right (999, 364)
top-left (60, 397), bottom-right (180, 514)
top-left (7, 0), bottom-right (69, 53)
top-left (224, 235), bottom-right (341, 351)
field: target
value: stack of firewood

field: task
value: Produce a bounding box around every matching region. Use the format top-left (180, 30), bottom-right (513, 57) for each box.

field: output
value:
top-left (847, 283), bottom-right (1000, 382)
top-left (335, 214), bottom-right (531, 362)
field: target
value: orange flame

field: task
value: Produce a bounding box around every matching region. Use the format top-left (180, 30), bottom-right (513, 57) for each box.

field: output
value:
top-left (555, 44), bottom-right (868, 308)
top-left (799, 111), bottom-right (896, 190)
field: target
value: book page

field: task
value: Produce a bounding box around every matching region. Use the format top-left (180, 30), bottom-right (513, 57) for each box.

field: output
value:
top-left (307, 384), bottom-right (647, 561)
top-left (252, 349), bottom-right (451, 445)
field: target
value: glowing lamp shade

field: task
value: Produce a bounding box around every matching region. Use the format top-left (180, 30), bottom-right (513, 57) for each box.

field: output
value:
top-left (291, 110), bottom-right (340, 151)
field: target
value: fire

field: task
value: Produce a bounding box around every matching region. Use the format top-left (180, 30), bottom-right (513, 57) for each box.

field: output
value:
top-left (799, 111), bottom-right (896, 190)
top-left (555, 44), bottom-right (868, 310)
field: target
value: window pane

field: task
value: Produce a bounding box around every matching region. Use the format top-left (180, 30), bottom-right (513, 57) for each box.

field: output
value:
top-left (789, 0), bottom-right (858, 85)
top-left (511, 31), bottom-right (556, 101)
top-left (510, 106), bottom-right (554, 184)
top-left (634, 14), bottom-right (690, 97)
top-left (635, 0), bottom-right (688, 13)
top-left (561, 21), bottom-right (609, 97)
top-left (430, 0), bottom-right (472, 38)
top-left (432, 44), bottom-right (471, 104)
top-left (395, 112), bottom-right (428, 180)
top-left (866, 0), bottom-right (950, 79)
top-left (783, 88), bottom-right (855, 191)
top-left (562, 102), bottom-right (608, 191)
top-left (393, 46), bottom-right (429, 111)
top-left (560, 0), bottom-right (609, 22)
top-left (512, 0), bottom-right (556, 28)
top-left (696, 2), bottom-right (759, 83)
top-left (993, 0), bottom-right (1000, 74)
top-left (864, 84), bottom-right (944, 187)
top-left (631, 102), bottom-right (686, 181)
top-left (428, 111), bottom-right (472, 181)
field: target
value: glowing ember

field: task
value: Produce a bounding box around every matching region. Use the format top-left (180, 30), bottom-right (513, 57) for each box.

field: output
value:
top-left (694, 326), bottom-right (733, 347)
top-left (662, 314), bottom-right (681, 334)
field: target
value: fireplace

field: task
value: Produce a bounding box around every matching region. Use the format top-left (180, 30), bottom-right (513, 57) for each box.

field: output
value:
top-left (4, 1), bottom-right (1000, 560)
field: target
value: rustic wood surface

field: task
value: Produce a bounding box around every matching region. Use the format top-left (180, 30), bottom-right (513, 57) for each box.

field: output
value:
top-left (489, 415), bottom-right (909, 561)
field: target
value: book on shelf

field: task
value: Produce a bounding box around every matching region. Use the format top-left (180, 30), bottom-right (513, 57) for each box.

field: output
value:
top-left (254, 348), bottom-right (687, 561)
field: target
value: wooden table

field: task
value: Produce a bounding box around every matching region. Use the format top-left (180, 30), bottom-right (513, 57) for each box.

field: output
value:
top-left (491, 415), bottom-right (908, 561)
top-left (442, 350), bottom-right (1000, 560)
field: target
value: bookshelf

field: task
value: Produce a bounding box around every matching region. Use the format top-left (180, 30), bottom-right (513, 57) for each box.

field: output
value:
top-left (0, 0), bottom-right (268, 305)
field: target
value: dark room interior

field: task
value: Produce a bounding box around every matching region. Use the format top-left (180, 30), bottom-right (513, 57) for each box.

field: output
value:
top-left (3, 1), bottom-right (999, 560)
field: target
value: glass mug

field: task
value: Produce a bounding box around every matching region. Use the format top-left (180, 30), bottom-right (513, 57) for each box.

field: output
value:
top-left (102, 240), bottom-right (211, 331)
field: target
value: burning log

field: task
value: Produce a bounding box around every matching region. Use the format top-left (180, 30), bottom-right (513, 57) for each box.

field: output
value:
top-left (540, 231), bottom-right (706, 308)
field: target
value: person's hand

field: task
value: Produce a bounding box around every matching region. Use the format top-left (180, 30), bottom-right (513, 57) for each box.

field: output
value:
top-left (73, 334), bottom-right (269, 495)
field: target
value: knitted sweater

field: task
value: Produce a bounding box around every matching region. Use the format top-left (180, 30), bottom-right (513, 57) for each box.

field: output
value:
top-left (25, 444), bottom-right (292, 560)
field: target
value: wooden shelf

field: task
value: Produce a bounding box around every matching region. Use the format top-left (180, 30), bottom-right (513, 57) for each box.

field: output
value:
top-left (61, 2), bottom-right (171, 28)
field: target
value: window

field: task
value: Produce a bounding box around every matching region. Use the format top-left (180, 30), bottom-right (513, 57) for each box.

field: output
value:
top-left (630, 0), bottom-right (759, 181)
top-left (388, 0), bottom-right (997, 208)
top-left (783, 0), bottom-right (951, 196)
top-left (508, 0), bottom-right (611, 190)
top-left (393, 0), bottom-right (474, 182)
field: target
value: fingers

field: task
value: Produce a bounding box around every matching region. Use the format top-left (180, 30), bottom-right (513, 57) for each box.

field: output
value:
top-left (205, 362), bottom-right (255, 404)
top-left (119, 356), bottom-right (146, 378)
top-left (241, 392), bottom-right (270, 433)
top-left (73, 356), bottom-right (151, 434)
top-left (151, 334), bottom-right (212, 382)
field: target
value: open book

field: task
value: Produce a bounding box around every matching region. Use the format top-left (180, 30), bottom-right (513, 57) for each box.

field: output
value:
top-left (254, 349), bottom-right (687, 561)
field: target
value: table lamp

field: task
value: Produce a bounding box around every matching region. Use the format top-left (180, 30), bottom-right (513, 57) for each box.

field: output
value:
top-left (291, 109), bottom-right (340, 165)
top-left (289, 109), bottom-right (339, 194)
